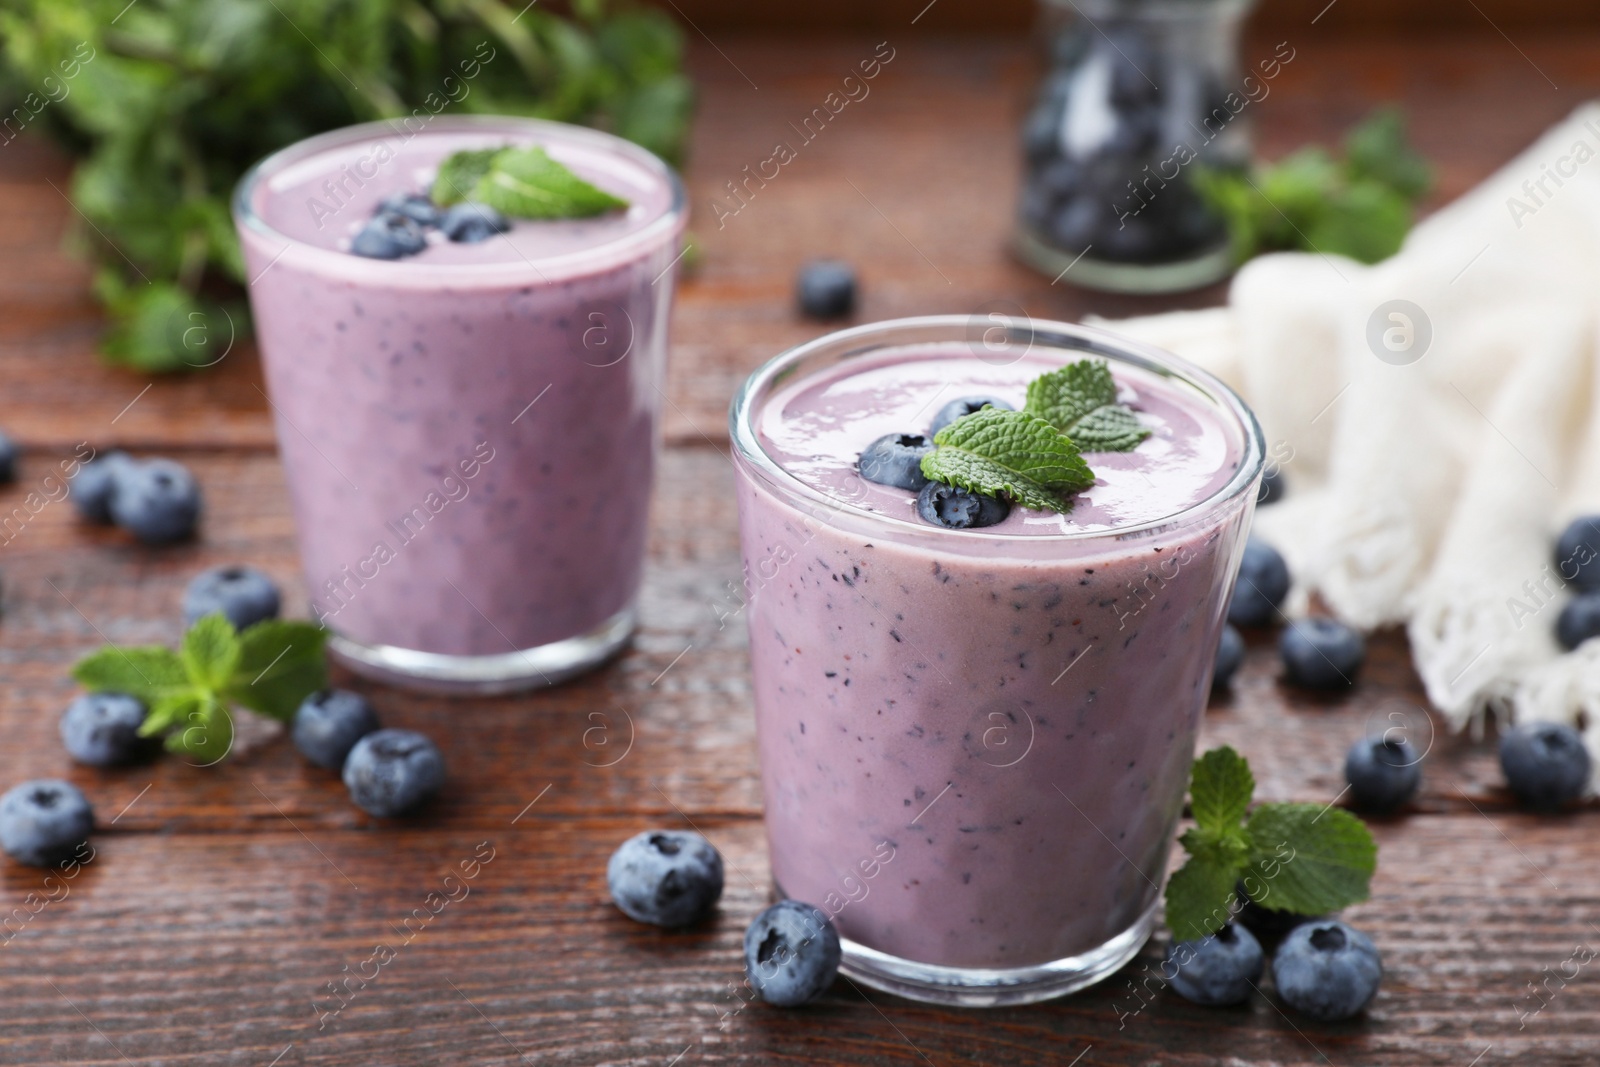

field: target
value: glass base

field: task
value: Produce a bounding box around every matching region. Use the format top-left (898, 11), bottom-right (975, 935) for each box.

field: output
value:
top-left (835, 900), bottom-right (1157, 1007)
top-left (1013, 227), bottom-right (1234, 295)
top-left (327, 604), bottom-right (636, 695)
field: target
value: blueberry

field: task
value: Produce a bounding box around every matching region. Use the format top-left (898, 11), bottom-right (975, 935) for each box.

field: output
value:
top-left (108, 458), bottom-right (201, 544)
top-left (1272, 921), bottom-right (1382, 1021)
top-left (183, 565), bottom-right (281, 631)
top-left (1557, 592), bottom-right (1600, 651)
top-left (440, 202), bottom-right (511, 243)
top-left (743, 900), bottom-right (841, 1006)
top-left (1234, 887), bottom-right (1320, 950)
top-left (1280, 617), bottom-right (1364, 690)
top-left (1166, 922), bottom-right (1264, 1007)
top-left (797, 260), bottom-right (857, 319)
top-left (858, 433), bottom-right (932, 491)
top-left (1212, 624), bottom-right (1244, 690)
top-left (1048, 196), bottom-right (1101, 251)
top-left (606, 829), bottom-right (725, 928)
top-left (379, 192), bottom-right (441, 227)
top-left (1257, 466), bottom-right (1285, 506)
top-left (1344, 736), bottom-right (1421, 813)
top-left (60, 693), bottom-right (150, 767)
top-left (73, 450), bottom-right (132, 524)
top-left (1499, 721), bottom-right (1590, 811)
top-left (917, 482), bottom-right (1010, 529)
top-left (342, 729), bottom-right (444, 817)
top-left (1554, 515), bottom-right (1600, 592)
top-left (351, 212), bottom-right (428, 260)
top-left (293, 689), bottom-right (380, 771)
top-left (0, 428), bottom-right (16, 483)
top-left (929, 396), bottom-right (1015, 436)
top-left (1227, 538), bottom-right (1290, 627)
top-left (0, 780), bottom-right (93, 867)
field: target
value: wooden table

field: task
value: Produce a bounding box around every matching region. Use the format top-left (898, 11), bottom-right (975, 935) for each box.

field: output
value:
top-left (2, 29), bottom-right (1598, 1067)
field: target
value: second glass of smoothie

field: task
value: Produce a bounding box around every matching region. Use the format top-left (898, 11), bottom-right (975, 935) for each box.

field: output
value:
top-left (234, 117), bottom-right (685, 692)
top-left (730, 316), bottom-right (1263, 1005)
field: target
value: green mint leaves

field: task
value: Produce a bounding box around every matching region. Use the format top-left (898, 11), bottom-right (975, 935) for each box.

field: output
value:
top-left (1024, 360), bottom-right (1150, 452)
top-left (916, 358), bottom-right (1148, 514)
top-left (432, 145), bottom-right (629, 219)
top-left (72, 615), bottom-right (328, 763)
top-left (921, 408), bottom-right (1093, 512)
top-left (1166, 746), bottom-right (1377, 941)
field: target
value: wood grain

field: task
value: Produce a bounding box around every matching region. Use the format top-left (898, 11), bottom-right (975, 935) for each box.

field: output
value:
top-left (0, 31), bottom-right (1595, 1067)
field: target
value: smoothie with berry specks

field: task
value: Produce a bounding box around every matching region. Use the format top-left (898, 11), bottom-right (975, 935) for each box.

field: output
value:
top-left (235, 117), bottom-right (685, 691)
top-left (730, 318), bottom-right (1262, 1005)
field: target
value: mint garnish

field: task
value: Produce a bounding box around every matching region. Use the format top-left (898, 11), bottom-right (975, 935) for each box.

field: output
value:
top-left (72, 614), bottom-right (328, 763)
top-left (919, 407), bottom-right (1093, 512)
top-left (432, 145), bottom-right (629, 219)
top-left (1024, 360), bottom-right (1150, 453)
top-left (1166, 746), bottom-right (1377, 941)
top-left (914, 357), bottom-right (1147, 515)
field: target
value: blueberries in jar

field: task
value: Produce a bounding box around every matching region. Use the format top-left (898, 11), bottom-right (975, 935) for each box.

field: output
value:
top-left (352, 212), bottom-right (428, 260)
top-left (858, 433), bottom-right (932, 492)
top-left (917, 482), bottom-right (1010, 530)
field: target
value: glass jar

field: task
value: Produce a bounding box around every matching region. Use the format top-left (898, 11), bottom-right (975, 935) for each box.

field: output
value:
top-left (729, 316), bottom-right (1264, 1005)
top-left (1014, 0), bottom-right (1258, 293)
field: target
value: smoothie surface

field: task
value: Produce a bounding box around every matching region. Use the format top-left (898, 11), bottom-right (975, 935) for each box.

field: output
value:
top-left (756, 348), bottom-right (1244, 534)
top-left (250, 125), bottom-right (676, 266)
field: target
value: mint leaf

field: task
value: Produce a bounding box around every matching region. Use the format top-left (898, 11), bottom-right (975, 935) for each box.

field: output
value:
top-left (73, 646), bottom-right (189, 704)
top-left (920, 408), bottom-right (1093, 513)
top-left (432, 148), bottom-right (503, 207)
top-left (469, 146), bottom-right (629, 220)
top-left (163, 692), bottom-right (234, 764)
top-left (1165, 853), bottom-right (1242, 942)
top-left (1024, 360), bottom-right (1149, 453)
top-left (181, 614), bottom-right (242, 691)
top-left (1240, 803), bottom-right (1377, 917)
top-left (1188, 745), bottom-right (1255, 835)
top-left (141, 689), bottom-right (206, 739)
top-left (1344, 106), bottom-right (1432, 200)
top-left (225, 620), bottom-right (329, 722)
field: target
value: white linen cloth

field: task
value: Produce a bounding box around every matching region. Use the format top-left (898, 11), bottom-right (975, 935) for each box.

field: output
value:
top-left (1092, 102), bottom-right (1600, 778)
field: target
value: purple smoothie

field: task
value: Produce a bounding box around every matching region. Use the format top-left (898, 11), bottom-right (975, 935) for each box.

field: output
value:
top-left (235, 118), bottom-right (684, 687)
top-left (731, 325), bottom-right (1260, 1000)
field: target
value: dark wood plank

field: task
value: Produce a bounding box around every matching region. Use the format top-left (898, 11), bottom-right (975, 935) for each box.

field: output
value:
top-left (0, 813), bottom-right (1594, 1066)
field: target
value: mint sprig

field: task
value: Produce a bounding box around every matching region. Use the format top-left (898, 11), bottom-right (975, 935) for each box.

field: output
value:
top-left (72, 615), bottom-right (328, 763)
top-left (919, 407), bottom-right (1093, 512)
top-left (915, 357), bottom-right (1147, 514)
top-left (1165, 746), bottom-right (1377, 941)
top-left (1024, 360), bottom-right (1150, 453)
top-left (432, 145), bottom-right (629, 219)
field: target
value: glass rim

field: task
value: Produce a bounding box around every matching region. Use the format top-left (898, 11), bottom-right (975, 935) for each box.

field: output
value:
top-left (728, 314), bottom-right (1266, 543)
top-left (231, 115), bottom-right (687, 283)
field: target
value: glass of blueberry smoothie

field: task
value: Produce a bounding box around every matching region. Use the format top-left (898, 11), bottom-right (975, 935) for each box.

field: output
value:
top-left (730, 316), bottom-right (1263, 1005)
top-left (234, 117), bottom-right (685, 692)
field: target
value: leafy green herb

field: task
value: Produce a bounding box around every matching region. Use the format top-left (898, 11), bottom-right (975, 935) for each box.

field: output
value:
top-left (919, 407), bottom-right (1093, 513)
top-left (1195, 107), bottom-right (1432, 266)
top-left (431, 148), bottom-right (503, 207)
top-left (916, 357), bottom-right (1146, 514)
top-left (1024, 360), bottom-right (1150, 453)
top-left (433, 144), bottom-right (628, 217)
top-left (0, 0), bottom-right (693, 372)
top-left (1165, 746), bottom-right (1377, 941)
top-left (72, 613), bottom-right (328, 762)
